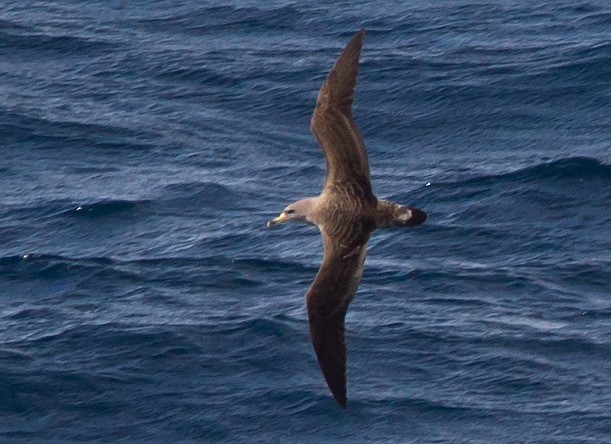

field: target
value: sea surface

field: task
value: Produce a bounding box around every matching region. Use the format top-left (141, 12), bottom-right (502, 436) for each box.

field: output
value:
top-left (1, 1), bottom-right (610, 442)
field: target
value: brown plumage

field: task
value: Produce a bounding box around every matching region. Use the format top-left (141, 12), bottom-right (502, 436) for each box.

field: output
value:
top-left (267, 29), bottom-right (427, 409)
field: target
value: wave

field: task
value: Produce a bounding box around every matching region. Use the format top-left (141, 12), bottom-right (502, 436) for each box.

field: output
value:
top-left (408, 156), bottom-right (610, 229)
top-left (159, 181), bottom-right (245, 211)
top-left (499, 156), bottom-right (605, 193)
top-left (0, 254), bottom-right (114, 281)
top-left (462, 157), bottom-right (609, 185)
top-left (517, 156), bottom-right (609, 179)
top-left (135, 5), bottom-right (304, 35)
top-left (0, 27), bottom-right (117, 55)
top-left (421, 157), bottom-right (610, 201)
top-left (529, 40), bottom-right (611, 83)
top-left (0, 253), bottom-right (311, 269)
top-left (0, 253), bottom-right (316, 295)
top-left (0, 199), bottom-right (150, 234)
top-left (4, 182), bottom-right (257, 223)
top-left (12, 197), bottom-right (148, 217)
top-left (68, 199), bottom-right (147, 217)
top-left (0, 108), bottom-right (157, 152)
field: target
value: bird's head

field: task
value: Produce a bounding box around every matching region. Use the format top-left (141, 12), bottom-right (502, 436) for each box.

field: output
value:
top-left (267, 198), bottom-right (316, 228)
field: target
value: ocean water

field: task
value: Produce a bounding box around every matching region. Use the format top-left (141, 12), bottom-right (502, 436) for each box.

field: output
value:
top-left (1, 0), bottom-right (610, 442)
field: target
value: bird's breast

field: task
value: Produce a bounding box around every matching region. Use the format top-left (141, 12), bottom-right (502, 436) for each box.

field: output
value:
top-left (314, 199), bottom-right (375, 244)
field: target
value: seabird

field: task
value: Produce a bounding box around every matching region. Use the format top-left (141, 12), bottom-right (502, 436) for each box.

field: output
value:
top-left (267, 29), bottom-right (427, 409)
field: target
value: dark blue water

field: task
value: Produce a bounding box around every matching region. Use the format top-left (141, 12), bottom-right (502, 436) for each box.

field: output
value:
top-left (1, 1), bottom-right (610, 442)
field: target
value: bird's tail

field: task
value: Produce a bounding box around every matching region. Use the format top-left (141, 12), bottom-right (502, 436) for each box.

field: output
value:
top-left (375, 200), bottom-right (427, 228)
top-left (393, 206), bottom-right (427, 226)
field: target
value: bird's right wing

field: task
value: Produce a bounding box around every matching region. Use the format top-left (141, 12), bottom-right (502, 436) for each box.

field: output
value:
top-left (310, 29), bottom-right (374, 202)
top-left (306, 231), bottom-right (369, 408)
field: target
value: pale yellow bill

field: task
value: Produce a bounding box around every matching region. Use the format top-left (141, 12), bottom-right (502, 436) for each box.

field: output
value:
top-left (267, 212), bottom-right (286, 228)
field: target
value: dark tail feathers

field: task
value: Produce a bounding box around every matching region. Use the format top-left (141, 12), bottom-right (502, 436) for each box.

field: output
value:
top-left (392, 206), bottom-right (427, 227)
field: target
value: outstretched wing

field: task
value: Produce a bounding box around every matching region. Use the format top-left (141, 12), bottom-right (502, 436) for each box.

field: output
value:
top-left (311, 29), bottom-right (374, 202)
top-left (306, 231), bottom-right (369, 408)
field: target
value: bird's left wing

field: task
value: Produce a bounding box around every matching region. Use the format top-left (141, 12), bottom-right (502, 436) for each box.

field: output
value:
top-left (306, 231), bottom-right (369, 408)
top-left (310, 29), bottom-right (374, 202)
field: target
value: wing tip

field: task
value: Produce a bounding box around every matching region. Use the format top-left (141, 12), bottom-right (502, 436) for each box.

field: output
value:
top-left (344, 28), bottom-right (365, 62)
top-left (313, 28), bottom-right (366, 113)
top-left (356, 27), bottom-right (365, 41)
top-left (308, 315), bottom-right (349, 410)
top-left (333, 389), bottom-right (348, 409)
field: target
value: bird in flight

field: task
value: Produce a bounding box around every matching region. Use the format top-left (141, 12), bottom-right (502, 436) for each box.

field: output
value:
top-left (268, 29), bottom-right (427, 408)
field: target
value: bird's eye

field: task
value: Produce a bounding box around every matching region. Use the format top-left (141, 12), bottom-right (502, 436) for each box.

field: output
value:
top-left (285, 209), bottom-right (295, 214)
